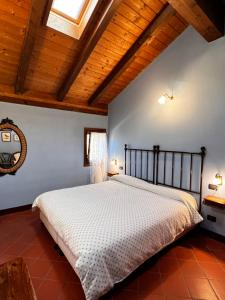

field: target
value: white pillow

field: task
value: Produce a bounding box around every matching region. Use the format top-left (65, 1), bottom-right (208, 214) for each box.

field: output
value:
top-left (111, 174), bottom-right (198, 210)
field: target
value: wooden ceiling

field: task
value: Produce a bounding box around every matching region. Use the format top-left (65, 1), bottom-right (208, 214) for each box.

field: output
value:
top-left (0, 0), bottom-right (224, 115)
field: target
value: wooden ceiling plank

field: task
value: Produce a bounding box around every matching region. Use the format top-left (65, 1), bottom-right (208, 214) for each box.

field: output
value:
top-left (98, 36), bottom-right (128, 55)
top-left (112, 12), bottom-right (143, 37)
top-left (117, 3), bottom-right (149, 30)
top-left (84, 62), bottom-right (112, 76)
top-left (88, 4), bottom-right (176, 106)
top-left (167, 15), bottom-right (187, 34)
top-left (167, 0), bottom-right (224, 42)
top-left (142, 0), bottom-right (165, 14)
top-left (57, 0), bottom-right (122, 101)
top-left (94, 44), bottom-right (123, 60)
top-left (79, 69), bottom-right (107, 81)
top-left (102, 31), bottom-right (133, 50)
top-left (15, 0), bottom-right (51, 93)
top-left (154, 30), bottom-right (170, 45)
top-left (4, 0), bottom-right (29, 10)
top-left (124, 0), bottom-right (156, 22)
top-left (38, 27), bottom-right (78, 49)
top-left (106, 22), bottom-right (137, 44)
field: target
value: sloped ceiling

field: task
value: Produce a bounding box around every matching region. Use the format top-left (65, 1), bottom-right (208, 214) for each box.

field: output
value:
top-left (0, 0), bottom-right (224, 115)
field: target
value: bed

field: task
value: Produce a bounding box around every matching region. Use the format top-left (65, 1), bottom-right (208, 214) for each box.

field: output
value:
top-left (33, 145), bottom-right (206, 300)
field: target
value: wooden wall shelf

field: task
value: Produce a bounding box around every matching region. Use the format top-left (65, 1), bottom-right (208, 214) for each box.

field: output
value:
top-left (107, 172), bottom-right (119, 177)
top-left (204, 195), bottom-right (225, 209)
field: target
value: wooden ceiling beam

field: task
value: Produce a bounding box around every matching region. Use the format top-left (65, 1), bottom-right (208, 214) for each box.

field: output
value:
top-left (42, 0), bottom-right (54, 25)
top-left (57, 0), bottom-right (122, 101)
top-left (15, 0), bottom-right (52, 94)
top-left (0, 85), bottom-right (107, 115)
top-left (88, 4), bottom-right (176, 106)
top-left (167, 0), bottom-right (224, 42)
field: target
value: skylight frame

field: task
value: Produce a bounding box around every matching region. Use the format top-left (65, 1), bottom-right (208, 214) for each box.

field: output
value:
top-left (51, 0), bottom-right (90, 25)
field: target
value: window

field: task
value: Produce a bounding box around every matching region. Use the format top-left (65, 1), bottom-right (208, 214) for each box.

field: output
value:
top-left (84, 128), bottom-right (106, 167)
top-left (47, 0), bottom-right (98, 40)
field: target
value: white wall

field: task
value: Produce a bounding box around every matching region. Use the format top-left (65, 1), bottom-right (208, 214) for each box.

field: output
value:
top-left (0, 102), bottom-right (107, 210)
top-left (109, 27), bottom-right (225, 236)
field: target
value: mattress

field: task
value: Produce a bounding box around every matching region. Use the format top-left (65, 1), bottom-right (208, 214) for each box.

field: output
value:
top-left (33, 175), bottom-right (203, 300)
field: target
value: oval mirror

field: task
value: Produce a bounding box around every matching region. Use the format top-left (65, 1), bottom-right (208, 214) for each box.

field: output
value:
top-left (0, 118), bottom-right (27, 176)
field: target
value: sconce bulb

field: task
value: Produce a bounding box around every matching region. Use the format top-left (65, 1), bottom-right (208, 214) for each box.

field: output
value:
top-left (111, 159), bottom-right (119, 173)
top-left (158, 95), bottom-right (166, 105)
top-left (215, 173), bottom-right (223, 186)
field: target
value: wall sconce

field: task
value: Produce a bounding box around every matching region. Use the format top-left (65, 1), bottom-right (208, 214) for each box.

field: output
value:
top-left (110, 159), bottom-right (119, 174)
top-left (158, 93), bottom-right (174, 105)
top-left (208, 173), bottom-right (223, 190)
top-left (111, 159), bottom-right (118, 167)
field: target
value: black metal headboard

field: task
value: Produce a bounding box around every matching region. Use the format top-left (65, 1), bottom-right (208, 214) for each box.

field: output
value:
top-left (124, 144), bottom-right (206, 211)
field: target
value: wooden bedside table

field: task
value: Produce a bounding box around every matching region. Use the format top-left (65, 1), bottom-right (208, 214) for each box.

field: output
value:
top-left (107, 172), bottom-right (119, 177)
top-left (204, 195), bottom-right (225, 209)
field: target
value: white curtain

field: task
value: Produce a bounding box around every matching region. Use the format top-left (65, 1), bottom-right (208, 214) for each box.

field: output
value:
top-left (89, 132), bottom-right (108, 184)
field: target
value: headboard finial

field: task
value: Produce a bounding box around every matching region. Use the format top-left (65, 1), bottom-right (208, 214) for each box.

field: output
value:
top-left (153, 145), bottom-right (160, 152)
top-left (125, 144), bottom-right (128, 150)
top-left (201, 146), bottom-right (206, 156)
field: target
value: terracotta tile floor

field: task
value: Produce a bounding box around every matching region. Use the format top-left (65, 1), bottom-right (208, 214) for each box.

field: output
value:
top-left (0, 210), bottom-right (225, 300)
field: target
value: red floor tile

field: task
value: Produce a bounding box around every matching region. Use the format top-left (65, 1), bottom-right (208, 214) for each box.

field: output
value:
top-left (199, 261), bottom-right (225, 279)
top-left (174, 246), bottom-right (195, 260)
top-left (59, 282), bottom-right (86, 300)
top-left (192, 247), bottom-right (218, 262)
top-left (139, 272), bottom-right (163, 295)
top-left (6, 242), bottom-right (30, 256)
top-left (113, 289), bottom-right (138, 300)
top-left (0, 242), bottom-right (12, 255)
top-left (0, 254), bottom-right (17, 265)
top-left (28, 259), bottom-right (53, 278)
top-left (21, 243), bottom-right (44, 259)
top-left (46, 260), bottom-right (78, 283)
top-left (32, 278), bottom-right (43, 291)
top-left (23, 257), bottom-right (37, 269)
top-left (157, 258), bottom-right (180, 274)
top-left (36, 279), bottom-right (65, 300)
top-left (210, 279), bottom-right (225, 300)
top-left (178, 259), bottom-right (206, 278)
top-left (39, 244), bottom-right (63, 261)
top-left (185, 277), bottom-right (218, 300)
top-left (161, 273), bottom-right (190, 298)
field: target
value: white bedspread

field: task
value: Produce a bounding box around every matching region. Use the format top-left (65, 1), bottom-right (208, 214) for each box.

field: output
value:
top-left (33, 175), bottom-right (203, 300)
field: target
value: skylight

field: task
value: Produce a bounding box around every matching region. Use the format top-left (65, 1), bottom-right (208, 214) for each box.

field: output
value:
top-left (47, 0), bottom-right (98, 40)
top-left (52, 0), bottom-right (88, 23)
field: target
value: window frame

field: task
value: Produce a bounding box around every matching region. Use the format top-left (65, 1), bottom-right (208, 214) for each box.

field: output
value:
top-left (51, 0), bottom-right (90, 25)
top-left (84, 128), bottom-right (107, 167)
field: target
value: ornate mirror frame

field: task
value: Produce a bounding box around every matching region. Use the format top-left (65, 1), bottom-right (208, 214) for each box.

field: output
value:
top-left (0, 118), bottom-right (27, 176)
